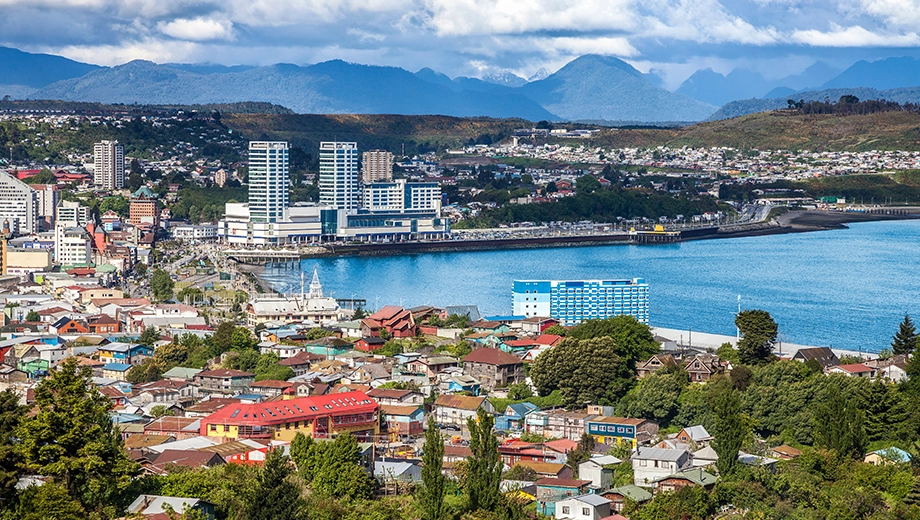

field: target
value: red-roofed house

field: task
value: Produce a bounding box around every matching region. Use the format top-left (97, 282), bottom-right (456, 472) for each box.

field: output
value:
top-left (193, 369), bottom-right (255, 397)
top-left (199, 391), bottom-right (379, 442)
top-left (462, 348), bottom-right (525, 390)
top-left (826, 363), bottom-right (876, 378)
top-left (364, 306), bottom-right (416, 338)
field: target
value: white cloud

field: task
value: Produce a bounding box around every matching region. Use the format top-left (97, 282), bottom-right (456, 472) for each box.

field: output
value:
top-left (49, 39), bottom-right (201, 65)
top-left (158, 17), bottom-right (234, 41)
top-left (791, 24), bottom-right (920, 46)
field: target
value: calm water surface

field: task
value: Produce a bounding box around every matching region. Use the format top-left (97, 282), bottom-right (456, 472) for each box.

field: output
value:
top-left (262, 220), bottom-right (920, 353)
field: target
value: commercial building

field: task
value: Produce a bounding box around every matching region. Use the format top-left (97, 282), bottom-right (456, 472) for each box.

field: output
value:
top-left (0, 172), bottom-right (38, 235)
top-left (57, 200), bottom-right (91, 228)
top-left (199, 391), bottom-right (379, 442)
top-left (361, 149), bottom-right (394, 183)
top-left (31, 184), bottom-right (58, 231)
top-left (172, 224), bottom-right (218, 241)
top-left (93, 140), bottom-right (124, 190)
top-left (54, 226), bottom-right (91, 267)
top-left (363, 179), bottom-right (441, 214)
top-left (248, 141), bottom-right (289, 223)
top-left (245, 267), bottom-right (342, 326)
top-left (129, 186), bottom-right (159, 228)
top-left (512, 278), bottom-right (649, 325)
top-left (319, 141), bottom-right (359, 211)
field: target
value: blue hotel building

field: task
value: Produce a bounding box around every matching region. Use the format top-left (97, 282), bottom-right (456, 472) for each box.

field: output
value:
top-left (512, 278), bottom-right (649, 326)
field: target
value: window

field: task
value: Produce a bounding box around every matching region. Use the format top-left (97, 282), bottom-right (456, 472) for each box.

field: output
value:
top-left (223, 425), bottom-right (230, 432)
top-left (562, 507), bottom-right (570, 515)
top-left (210, 424), bottom-right (217, 431)
top-left (582, 508), bottom-right (590, 515)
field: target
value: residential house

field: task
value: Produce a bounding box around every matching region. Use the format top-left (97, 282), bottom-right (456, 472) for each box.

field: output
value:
top-left (149, 450), bottom-right (226, 471)
top-left (521, 316), bottom-right (560, 334)
top-left (585, 416), bottom-right (659, 448)
top-left (865, 448), bottom-right (912, 465)
top-left (0, 364), bottom-right (27, 383)
top-left (133, 379), bottom-right (198, 406)
top-left (636, 354), bottom-right (678, 378)
top-left (511, 461), bottom-right (573, 479)
top-left (683, 354), bottom-right (728, 382)
top-left (144, 417), bottom-right (201, 440)
top-left (99, 386), bottom-right (129, 407)
top-left (355, 337), bottom-right (387, 352)
top-left (461, 348), bottom-right (525, 391)
top-left (102, 363), bottom-right (132, 381)
top-left (367, 388), bottom-right (424, 407)
top-left (826, 363), bottom-right (876, 378)
top-left (249, 380), bottom-right (294, 398)
top-left (554, 494), bottom-right (612, 520)
top-left (278, 351), bottom-right (321, 376)
top-left (375, 460), bottom-right (422, 484)
top-left (601, 485), bottom-right (653, 513)
top-left (198, 391), bottom-right (379, 442)
top-left (577, 455), bottom-right (622, 489)
top-left (675, 425), bottom-right (713, 447)
top-left (303, 337), bottom-right (353, 357)
top-left (97, 342), bottom-right (153, 366)
top-left (535, 478), bottom-right (593, 516)
top-left (652, 467), bottom-right (718, 492)
top-left (690, 446), bottom-right (719, 468)
top-left (525, 409), bottom-right (593, 441)
top-left (499, 442), bottom-right (559, 467)
top-left (632, 447), bottom-right (692, 487)
top-left (345, 363), bottom-right (391, 385)
top-left (405, 355), bottom-right (459, 378)
top-left (363, 306), bottom-right (417, 338)
top-left (446, 374), bottom-right (481, 395)
top-left (126, 495), bottom-right (216, 520)
top-left (432, 394), bottom-right (495, 430)
top-left (162, 367), bottom-right (202, 381)
top-left (496, 402), bottom-right (539, 432)
top-left (769, 445), bottom-right (802, 460)
top-left (193, 369), bottom-right (255, 397)
top-left (380, 404), bottom-right (425, 439)
top-left (792, 347), bottom-right (840, 368)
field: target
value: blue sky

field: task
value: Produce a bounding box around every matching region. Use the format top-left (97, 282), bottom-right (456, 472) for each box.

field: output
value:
top-left (2, 0), bottom-right (920, 88)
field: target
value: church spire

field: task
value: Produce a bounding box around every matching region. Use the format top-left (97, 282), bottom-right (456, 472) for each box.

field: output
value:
top-left (308, 265), bottom-right (323, 299)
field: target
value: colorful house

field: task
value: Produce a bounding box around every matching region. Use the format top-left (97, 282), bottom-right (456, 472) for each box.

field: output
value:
top-left (303, 337), bottom-right (353, 357)
top-left (199, 391), bottom-right (379, 442)
top-left (380, 404), bottom-right (425, 439)
top-left (496, 402), bottom-right (539, 432)
top-left (97, 342), bottom-right (153, 366)
top-left (535, 478), bottom-right (593, 516)
top-left (584, 416), bottom-right (659, 448)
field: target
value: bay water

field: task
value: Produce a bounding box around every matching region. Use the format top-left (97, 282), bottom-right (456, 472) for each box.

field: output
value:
top-left (261, 220), bottom-right (920, 353)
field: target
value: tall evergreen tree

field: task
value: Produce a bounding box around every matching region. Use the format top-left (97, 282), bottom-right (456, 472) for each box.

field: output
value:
top-left (419, 417), bottom-right (447, 520)
top-left (708, 384), bottom-right (747, 476)
top-left (813, 380), bottom-right (868, 460)
top-left (735, 310), bottom-right (778, 365)
top-left (892, 314), bottom-right (918, 356)
top-left (0, 389), bottom-right (25, 503)
top-left (466, 408), bottom-right (503, 512)
top-left (246, 446), bottom-right (306, 520)
top-left (15, 358), bottom-right (138, 517)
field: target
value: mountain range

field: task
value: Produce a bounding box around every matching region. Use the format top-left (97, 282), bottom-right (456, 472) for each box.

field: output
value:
top-left (3, 46), bottom-right (920, 123)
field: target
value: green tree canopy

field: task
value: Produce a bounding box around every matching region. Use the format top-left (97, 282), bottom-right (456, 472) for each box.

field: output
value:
top-left (466, 408), bottom-right (502, 512)
top-left (707, 382), bottom-right (747, 476)
top-left (419, 417), bottom-right (447, 520)
top-left (735, 309), bottom-right (778, 365)
top-left (813, 379), bottom-right (868, 460)
top-left (150, 269), bottom-right (175, 302)
top-left (892, 314), bottom-right (918, 356)
top-left (246, 446), bottom-right (306, 520)
top-left (530, 336), bottom-right (634, 407)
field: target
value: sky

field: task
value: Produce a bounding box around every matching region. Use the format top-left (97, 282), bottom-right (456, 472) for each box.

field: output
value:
top-left (3, 0), bottom-right (920, 89)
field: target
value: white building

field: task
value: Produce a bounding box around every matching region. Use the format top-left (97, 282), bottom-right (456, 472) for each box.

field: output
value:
top-left (0, 172), bottom-right (38, 234)
top-left (245, 267), bottom-right (342, 326)
top-left (55, 226), bottom-right (91, 267)
top-left (57, 200), bottom-right (91, 227)
top-left (632, 447), bottom-right (691, 487)
top-left (32, 183), bottom-right (58, 230)
top-left (172, 224), bottom-right (218, 241)
top-left (320, 141), bottom-right (359, 212)
top-left (93, 140), bottom-right (124, 190)
top-left (555, 495), bottom-right (612, 520)
top-left (361, 150), bottom-right (394, 183)
top-left (363, 179), bottom-right (441, 214)
top-left (248, 141), bottom-right (289, 224)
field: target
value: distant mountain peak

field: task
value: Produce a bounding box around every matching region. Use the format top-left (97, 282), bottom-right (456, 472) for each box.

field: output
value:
top-left (482, 70), bottom-right (527, 88)
top-left (528, 68), bottom-right (550, 82)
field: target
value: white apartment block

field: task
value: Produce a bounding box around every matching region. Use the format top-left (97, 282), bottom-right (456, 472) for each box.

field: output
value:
top-left (248, 142), bottom-right (289, 223)
top-left (55, 226), bottom-right (91, 267)
top-left (56, 200), bottom-right (91, 228)
top-left (0, 172), bottom-right (38, 234)
top-left (363, 179), bottom-right (441, 214)
top-left (320, 142), bottom-right (359, 212)
top-left (361, 150), bottom-right (394, 183)
top-left (93, 140), bottom-right (125, 190)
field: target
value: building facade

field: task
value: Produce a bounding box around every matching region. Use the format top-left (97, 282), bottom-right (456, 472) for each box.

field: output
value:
top-left (512, 279), bottom-right (650, 325)
top-left (93, 140), bottom-right (124, 190)
top-left (129, 186), bottom-right (160, 228)
top-left (363, 179), bottom-right (441, 214)
top-left (0, 172), bottom-right (38, 235)
top-left (361, 149), bottom-right (394, 183)
top-left (54, 226), bottom-right (91, 267)
top-left (319, 141), bottom-right (359, 211)
top-left (248, 141), bottom-right (289, 224)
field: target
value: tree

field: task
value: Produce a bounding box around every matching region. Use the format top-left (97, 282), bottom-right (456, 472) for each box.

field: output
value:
top-left (466, 408), bottom-right (502, 512)
top-left (150, 405), bottom-right (174, 418)
top-left (620, 371), bottom-right (687, 426)
top-left (708, 383), bottom-right (747, 476)
top-left (567, 315), bottom-right (659, 368)
top-left (135, 262), bottom-right (148, 277)
top-left (530, 336), bottom-right (634, 407)
top-left (139, 326), bottom-right (160, 347)
top-left (296, 433), bottom-right (374, 500)
top-left (246, 446), bottom-right (306, 520)
top-left (503, 464), bottom-right (538, 482)
top-left (0, 389), bottom-right (25, 503)
top-left (208, 321), bottom-right (235, 357)
top-left (735, 309), bottom-right (778, 365)
top-left (419, 417), bottom-right (447, 520)
top-left (506, 382), bottom-right (533, 400)
top-left (568, 432), bottom-right (597, 474)
top-left (543, 324), bottom-right (566, 336)
top-left (576, 174), bottom-right (601, 193)
top-left (813, 380), bottom-right (867, 460)
top-left (24, 309), bottom-right (39, 322)
top-left (150, 269), bottom-right (175, 302)
top-left (16, 358), bottom-right (139, 516)
top-left (892, 314), bottom-right (918, 356)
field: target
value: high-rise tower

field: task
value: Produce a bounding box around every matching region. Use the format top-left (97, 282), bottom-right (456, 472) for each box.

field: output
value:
top-left (93, 140), bottom-right (124, 190)
top-left (319, 141), bottom-right (359, 211)
top-left (248, 141), bottom-right (289, 223)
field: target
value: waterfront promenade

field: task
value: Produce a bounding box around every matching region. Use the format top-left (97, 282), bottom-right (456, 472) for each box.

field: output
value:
top-left (652, 327), bottom-right (877, 360)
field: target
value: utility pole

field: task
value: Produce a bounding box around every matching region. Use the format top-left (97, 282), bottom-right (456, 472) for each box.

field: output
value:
top-left (736, 295), bottom-right (741, 343)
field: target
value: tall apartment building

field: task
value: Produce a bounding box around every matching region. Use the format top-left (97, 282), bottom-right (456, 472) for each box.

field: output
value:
top-left (0, 172), bottom-right (38, 235)
top-left (361, 150), bottom-right (394, 183)
top-left (55, 226), bottom-right (91, 267)
top-left (248, 141), bottom-right (289, 224)
top-left (512, 278), bottom-right (650, 325)
top-left (129, 186), bottom-right (160, 228)
top-left (56, 200), bottom-right (91, 228)
top-left (363, 179), bottom-right (441, 214)
top-left (319, 142), bottom-right (359, 211)
top-left (31, 183), bottom-right (58, 231)
top-left (93, 140), bottom-right (125, 190)
top-left (214, 168), bottom-right (228, 187)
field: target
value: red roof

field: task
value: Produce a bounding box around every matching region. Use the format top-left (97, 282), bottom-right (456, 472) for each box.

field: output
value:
top-left (534, 334), bottom-right (563, 346)
top-left (543, 439), bottom-right (578, 453)
top-left (462, 348), bottom-right (522, 366)
top-left (834, 363), bottom-right (874, 373)
top-left (200, 391), bottom-right (378, 429)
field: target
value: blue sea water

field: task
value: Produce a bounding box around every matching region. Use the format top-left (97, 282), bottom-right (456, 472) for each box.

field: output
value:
top-left (261, 220), bottom-right (920, 353)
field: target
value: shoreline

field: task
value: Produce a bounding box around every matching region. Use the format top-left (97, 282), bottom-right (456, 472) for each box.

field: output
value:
top-left (651, 326), bottom-right (880, 360)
